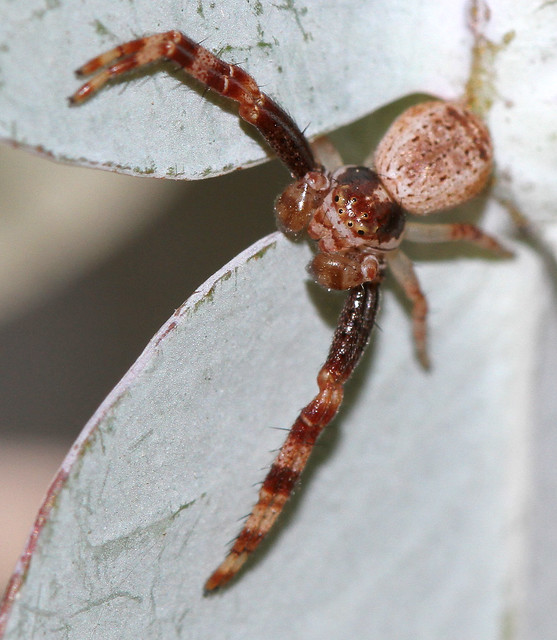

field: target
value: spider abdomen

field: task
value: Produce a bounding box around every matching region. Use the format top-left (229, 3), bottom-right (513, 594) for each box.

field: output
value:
top-left (374, 101), bottom-right (493, 215)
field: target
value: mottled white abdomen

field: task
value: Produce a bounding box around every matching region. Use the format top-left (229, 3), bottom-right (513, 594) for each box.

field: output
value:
top-left (374, 101), bottom-right (493, 215)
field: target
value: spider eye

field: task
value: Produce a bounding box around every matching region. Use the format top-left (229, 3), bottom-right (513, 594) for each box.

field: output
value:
top-left (357, 229), bottom-right (365, 236)
top-left (347, 221), bottom-right (353, 227)
top-left (334, 195), bottom-right (340, 202)
top-left (338, 208), bottom-right (344, 214)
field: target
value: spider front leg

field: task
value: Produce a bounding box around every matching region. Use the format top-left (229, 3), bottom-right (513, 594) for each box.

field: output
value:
top-left (205, 280), bottom-right (381, 591)
top-left (71, 31), bottom-right (317, 178)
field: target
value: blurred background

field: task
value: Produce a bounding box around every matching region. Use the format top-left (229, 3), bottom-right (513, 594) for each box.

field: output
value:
top-left (0, 141), bottom-right (286, 592)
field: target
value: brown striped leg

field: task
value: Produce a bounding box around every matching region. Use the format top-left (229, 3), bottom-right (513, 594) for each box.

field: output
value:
top-left (405, 222), bottom-right (512, 257)
top-left (70, 30), bottom-right (317, 178)
top-left (204, 281), bottom-right (381, 592)
top-left (386, 250), bottom-right (430, 369)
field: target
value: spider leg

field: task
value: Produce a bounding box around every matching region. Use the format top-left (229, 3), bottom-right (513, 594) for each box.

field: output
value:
top-left (71, 31), bottom-right (317, 178)
top-left (310, 135), bottom-right (344, 171)
top-left (405, 222), bottom-right (512, 257)
top-left (386, 250), bottom-right (430, 369)
top-left (74, 37), bottom-right (149, 76)
top-left (204, 281), bottom-right (381, 592)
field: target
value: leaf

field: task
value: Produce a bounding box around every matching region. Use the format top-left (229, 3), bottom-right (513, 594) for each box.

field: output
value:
top-left (3, 0), bottom-right (476, 179)
top-left (0, 231), bottom-right (541, 639)
top-left (2, 1), bottom-right (557, 638)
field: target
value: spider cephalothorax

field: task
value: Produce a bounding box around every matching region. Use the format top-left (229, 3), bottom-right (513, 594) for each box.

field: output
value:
top-left (275, 164), bottom-right (406, 290)
top-left (307, 166), bottom-right (406, 252)
top-left (71, 30), bottom-right (510, 591)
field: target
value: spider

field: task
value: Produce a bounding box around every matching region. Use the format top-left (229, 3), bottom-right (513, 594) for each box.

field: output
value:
top-left (71, 30), bottom-right (511, 592)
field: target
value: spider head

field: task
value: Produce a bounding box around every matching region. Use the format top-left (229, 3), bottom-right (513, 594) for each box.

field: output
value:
top-left (308, 166), bottom-right (405, 253)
